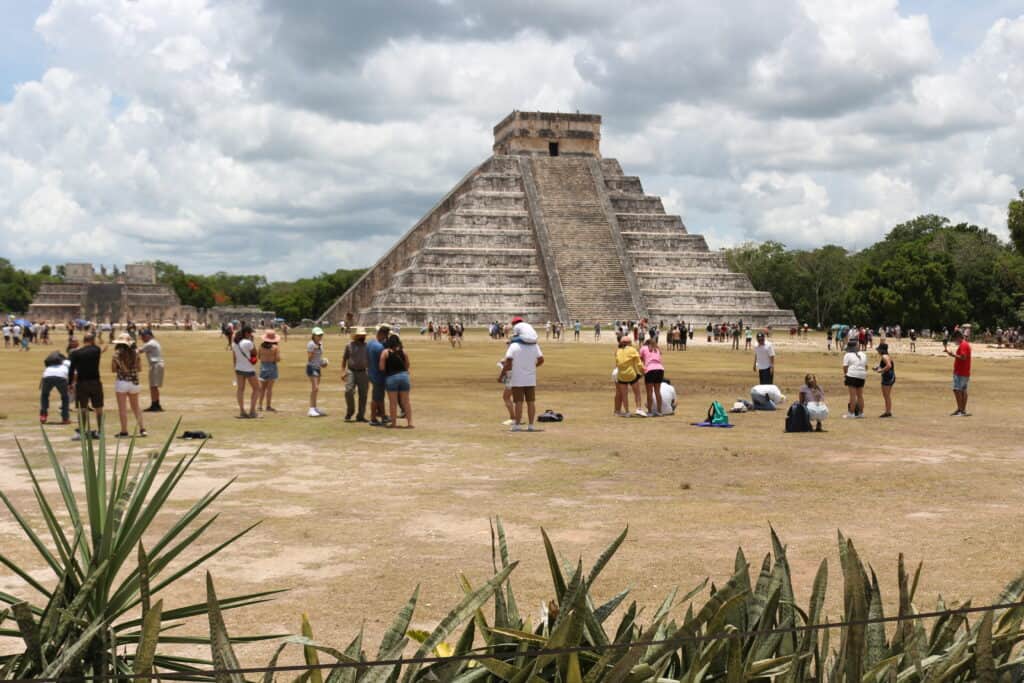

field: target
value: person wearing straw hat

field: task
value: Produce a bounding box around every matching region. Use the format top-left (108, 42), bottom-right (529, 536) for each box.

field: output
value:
top-left (257, 329), bottom-right (281, 412)
top-left (306, 326), bottom-right (328, 417)
top-left (342, 326), bottom-right (370, 422)
top-left (111, 332), bottom-right (146, 437)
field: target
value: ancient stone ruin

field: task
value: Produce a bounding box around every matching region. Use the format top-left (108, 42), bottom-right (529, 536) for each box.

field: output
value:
top-left (322, 111), bottom-right (797, 327)
top-left (27, 263), bottom-right (194, 323)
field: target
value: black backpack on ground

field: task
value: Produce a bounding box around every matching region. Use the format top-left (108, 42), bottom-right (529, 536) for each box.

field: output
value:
top-left (784, 402), bottom-right (812, 433)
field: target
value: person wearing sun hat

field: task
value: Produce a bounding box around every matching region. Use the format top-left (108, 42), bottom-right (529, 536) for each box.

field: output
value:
top-left (257, 329), bottom-right (281, 412)
top-left (342, 326), bottom-right (370, 422)
top-left (500, 315), bottom-right (544, 432)
top-left (306, 326), bottom-right (328, 417)
top-left (111, 332), bottom-right (146, 438)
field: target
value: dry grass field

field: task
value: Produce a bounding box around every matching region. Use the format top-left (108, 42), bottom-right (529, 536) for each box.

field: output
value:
top-left (1, 328), bottom-right (1023, 660)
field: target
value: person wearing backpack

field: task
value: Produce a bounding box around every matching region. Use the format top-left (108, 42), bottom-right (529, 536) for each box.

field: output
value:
top-left (40, 350), bottom-right (71, 424)
top-left (842, 337), bottom-right (868, 418)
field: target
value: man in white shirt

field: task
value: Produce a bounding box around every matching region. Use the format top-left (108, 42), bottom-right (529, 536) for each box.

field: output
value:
top-left (499, 317), bottom-right (544, 432)
top-left (750, 384), bottom-right (785, 411)
top-left (752, 332), bottom-right (775, 385)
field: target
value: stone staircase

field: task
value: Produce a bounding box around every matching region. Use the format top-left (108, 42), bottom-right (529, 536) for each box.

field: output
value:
top-left (529, 157), bottom-right (637, 323)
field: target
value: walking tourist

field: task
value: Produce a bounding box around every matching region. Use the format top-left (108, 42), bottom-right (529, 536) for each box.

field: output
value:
top-left (874, 342), bottom-right (895, 418)
top-left (946, 330), bottom-right (972, 416)
top-left (111, 333), bottom-right (146, 437)
top-left (39, 350), bottom-right (71, 425)
top-left (232, 325), bottom-right (260, 418)
top-left (842, 337), bottom-right (867, 418)
top-left (379, 334), bottom-right (413, 428)
top-left (69, 332), bottom-right (105, 435)
top-left (799, 374), bottom-right (828, 431)
top-left (306, 327), bottom-right (328, 417)
top-left (137, 329), bottom-right (164, 412)
top-left (342, 327), bottom-right (370, 422)
top-left (753, 332), bottom-right (775, 385)
top-left (500, 318), bottom-right (544, 431)
top-left (640, 332), bottom-right (666, 416)
top-left (257, 329), bottom-right (281, 412)
top-left (614, 335), bottom-right (645, 417)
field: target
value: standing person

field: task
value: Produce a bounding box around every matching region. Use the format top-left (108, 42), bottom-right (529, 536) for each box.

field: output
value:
top-left (497, 349), bottom-right (516, 426)
top-left (281, 322), bottom-right (290, 342)
top-left (874, 342), bottom-right (895, 418)
top-left (500, 318), bottom-right (544, 431)
top-left (379, 334), bottom-right (413, 428)
top-left (305, 327), bottom-right (328, 417)
top-left (12, 323), bottom-right (23, 350)
top-left (826, 327), bottom-right (833, 352)
top-left (946, 330), bottom-right (972, 416)
top-left (594, 322), bottom-right (601, 341)
top-left (744, 326), bottom-right (752, 350)
top-left (909, 328), bottom-right (917, 352)
top-left (367, 324), bottom-right (390, 426)
top-left (111, 333), bottom-right (146, 437)
top-left (842, 337), bottom-right (867, 418)
top-left (640, 332), bottom-right (665, 416)
top-left (731, 324), bottom-right (740, 350)
top-left (2, 321), bottom-right (10, 348)
top-left (137, 329), bottom-right (165, 412)
top-left (573, 320), bottom-right (581, 341)
top-left (614, 335), bottom-right (645, 417)
top-left (799, 374), bottom-right (828, 431)
top-left (39, 350), bottom-right (71, 425)
top-left (753, 332), bottom-right (775, 385)
top-left (257, 329), bottom-right (281, 412)
top-left (69, 332), bottom-right (105, 438)
top-left (232, 326), bottom-right (260, 418)
top-left (342, 327), bottom-right (370, 422)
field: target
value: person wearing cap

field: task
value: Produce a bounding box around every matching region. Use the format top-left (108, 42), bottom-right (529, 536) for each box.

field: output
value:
top-left (945, 329), bottom-right (971, 416)
top-left (752, 331), bottom-right (775, 385)
top-left (500, 317), bottom-right (545, 431)
top-left (342, 327), bottom-right (370, 422)
top-left (873, 342), bottom-right (895, 418)
top-left (367, 324), bottom-right (391, 425)
top-left (111, 332), bottom-right (146, 437)
top-left (257, 329), bottom-right (281, 412)
top-left (137, 329), bottom-right (164, 412)
top-left (842, 337), bottom-right (868, 418)
top-left (306, 327), bottom-right (328, 417)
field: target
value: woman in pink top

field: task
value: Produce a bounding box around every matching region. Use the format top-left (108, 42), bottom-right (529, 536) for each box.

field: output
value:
top-left (640, 332), bottom-right (667, 416)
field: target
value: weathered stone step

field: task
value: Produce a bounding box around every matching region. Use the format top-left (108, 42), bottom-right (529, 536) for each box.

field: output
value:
top-left (441, 211), bottom-right (531, 230)
top-left (645, 290), bottom-right (777, 306)
top-left (610, 195), bottom-right (665, 214)
top-left (600, 159), bottom-right (624, 177)
top-left (621, 233), bottom-right (709, 251)
top-left (604, 176), bottom-right (643, 194)
top-left (455, 191), bottom-right (525, 212)
top-left (487, 156), bottom-right (522, 174)
top-left (616, 213), bottom-right (688, 233)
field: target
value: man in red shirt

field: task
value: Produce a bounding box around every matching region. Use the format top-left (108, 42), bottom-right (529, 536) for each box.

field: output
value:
top-left (945, 330), bottom-right (971, 416)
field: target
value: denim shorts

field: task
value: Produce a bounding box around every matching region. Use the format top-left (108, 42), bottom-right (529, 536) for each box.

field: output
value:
top-left (260, 362), bottom-right (279, 381)
top-left (952, 374), bottom-right (970, 391)
top-left (385, 371), bottom-right (411, 392)
top-left (306, 362), bottom-right (321, 378)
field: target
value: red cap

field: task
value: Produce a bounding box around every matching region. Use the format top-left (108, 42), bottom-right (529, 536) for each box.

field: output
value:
top-left (511, 316), bottom-right (524, 324)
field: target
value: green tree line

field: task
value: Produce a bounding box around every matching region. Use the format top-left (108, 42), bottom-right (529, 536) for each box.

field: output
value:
top-left (725, 214), bottom-right (1024, 330)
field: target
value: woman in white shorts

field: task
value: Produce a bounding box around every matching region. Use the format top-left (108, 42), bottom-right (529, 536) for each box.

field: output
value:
top-left (111, 333), bottom-right (146, 437)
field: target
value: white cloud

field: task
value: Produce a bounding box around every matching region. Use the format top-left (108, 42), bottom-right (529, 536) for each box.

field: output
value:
top-left (0, 0), bottom-right (1022, 284)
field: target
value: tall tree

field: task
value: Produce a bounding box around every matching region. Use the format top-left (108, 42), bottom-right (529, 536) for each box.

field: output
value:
top-left (1010, 189), bottom-right (1024, 254)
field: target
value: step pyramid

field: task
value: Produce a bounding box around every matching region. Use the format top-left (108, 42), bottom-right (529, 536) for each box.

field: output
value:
top-left (321, 111), bottom-right (797, 328)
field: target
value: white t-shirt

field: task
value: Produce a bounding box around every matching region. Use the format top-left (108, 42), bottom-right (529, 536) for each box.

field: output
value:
top-left (43, 360), bottom-right (71, 381)
top-left (843, 351), bottom-right (868, 379)
top-left (13, 325), bottom-right (22, 338)
top-left (233, 339), bottom-right (255, 372)
top-left (659, 383), bottom-right (677, 414)
top-left (2, 325), bottom-right (9, 337)
top-left (754, 342), bottom-right (775, 369)
top-left (751, 384), bottom-right (785, 403)
top-left (504, 342), bottom-right (543, 387)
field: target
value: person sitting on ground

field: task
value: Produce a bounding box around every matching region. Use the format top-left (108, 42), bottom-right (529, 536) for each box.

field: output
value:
top-left (874, 342), bottom-right (895, 418)
top-left (614, 335), bottom-right (646, 417)
top-left (659, 379), bottom-right (677, 415)
top-left (799, 373), bottom-right (828, 431)
top-left (750, 384), bottom-right (785, 411)
top-left (842, 337), bottom-right (868, 418)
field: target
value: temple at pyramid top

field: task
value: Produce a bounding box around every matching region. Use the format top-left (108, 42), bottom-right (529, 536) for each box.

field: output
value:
top-left (493, 111), bottom-right (602, 157)
top-left (321, 110), bottom-right (796, 328)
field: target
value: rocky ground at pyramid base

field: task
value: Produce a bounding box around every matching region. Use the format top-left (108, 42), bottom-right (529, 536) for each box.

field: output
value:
top-left (0, 330), bottom-right (1022, 662)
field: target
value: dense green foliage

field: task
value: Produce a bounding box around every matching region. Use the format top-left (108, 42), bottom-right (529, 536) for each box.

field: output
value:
top-left (0, 260), bottom-right (58, 314)
top-left (1010, 189), bottom-right (1024, 256)
top-left (726, 215), bottom-right (1024, 329)
top-left (0, 422), bottom-right (279, 679)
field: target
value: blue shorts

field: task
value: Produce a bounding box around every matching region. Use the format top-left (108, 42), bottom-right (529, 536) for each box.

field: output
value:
top-left (385, 371), bottom-right (411, 392)
top-left (260, 362), bottom-right (278, 381)
top-left (306, 362), bottom-right (321, 378)
top-left (370, 377), bottom-right (385, 402)
top-left (952, 374), bottom-right (969, 391)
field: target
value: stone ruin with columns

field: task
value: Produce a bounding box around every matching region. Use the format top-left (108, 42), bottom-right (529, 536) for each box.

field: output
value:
top-left (321, 111), bottom-right (797, 328)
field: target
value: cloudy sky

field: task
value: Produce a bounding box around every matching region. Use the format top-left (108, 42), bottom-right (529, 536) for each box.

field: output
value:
top-left (1, 0), bottom-right (1022, 280)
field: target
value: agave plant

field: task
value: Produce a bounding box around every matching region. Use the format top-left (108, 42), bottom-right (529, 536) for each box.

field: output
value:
top-left (0, 420), bottom-right (281, 680)
top-left (227, 519), bottom-right (1024, 682)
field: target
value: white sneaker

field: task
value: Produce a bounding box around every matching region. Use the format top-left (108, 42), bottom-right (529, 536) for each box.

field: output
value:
top-left (502, 418), bottom-right (515, 426)
top-left (527, 424), bottom-right (542, 432)
top-left (842, 413), bottom-right (853, 419)
top-left (634, 409), bottom-right (648, 417)
top-left (307, 408), bottom-right (320, 417)
top-left (509, 424), bottom-right (521, 432)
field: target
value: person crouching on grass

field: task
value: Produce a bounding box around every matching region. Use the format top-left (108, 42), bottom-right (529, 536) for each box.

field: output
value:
top-left (111, 333), bottom-right (146, 437)
top-left (614, 335), bottom-right (645, 417)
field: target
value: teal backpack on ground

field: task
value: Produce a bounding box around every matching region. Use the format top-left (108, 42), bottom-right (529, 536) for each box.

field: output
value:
top-left (707, 401), bottom-right (730, 426)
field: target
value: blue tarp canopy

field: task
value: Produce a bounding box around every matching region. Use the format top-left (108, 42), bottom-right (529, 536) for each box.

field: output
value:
top-left (13, 318), bottom-right (31, 328)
